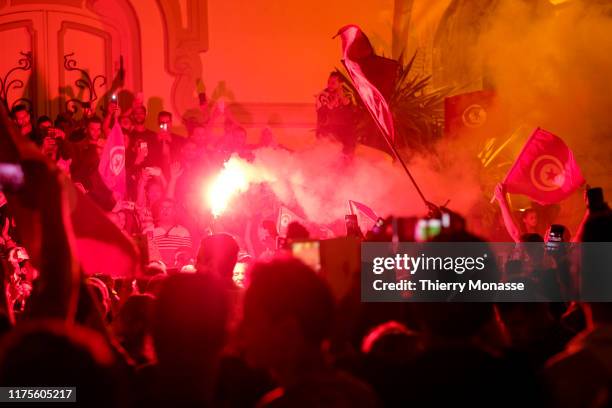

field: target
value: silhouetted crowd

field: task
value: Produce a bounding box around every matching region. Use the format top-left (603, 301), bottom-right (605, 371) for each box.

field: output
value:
top-left (1, 98), bottom-right (612, 408)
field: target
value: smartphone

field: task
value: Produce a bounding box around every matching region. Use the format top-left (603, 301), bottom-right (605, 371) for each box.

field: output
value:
top-left (0, 163), bottom-right (25, 192)
top-left (546, 224), bottom-right (565, 251)
top-left (139, 141), bottom-right (148, 150)
top-left (291, 240), bottom-right (321, 271)
top-left (159, 123), bottom-right (168, 131)
top-left (111, 93), bottom-right (117, 102)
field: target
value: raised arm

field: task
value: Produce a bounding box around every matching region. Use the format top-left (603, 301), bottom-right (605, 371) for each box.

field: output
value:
top-left (166, 162), bottom-right (183, 200)
top-left (494, 183), bottom-right (521, 243)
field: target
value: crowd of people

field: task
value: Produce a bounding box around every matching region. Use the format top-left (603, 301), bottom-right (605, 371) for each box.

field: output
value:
top-left (5, 95), bottom-right (272, 271)
top-left (0, 85), bottom-right (611, 407)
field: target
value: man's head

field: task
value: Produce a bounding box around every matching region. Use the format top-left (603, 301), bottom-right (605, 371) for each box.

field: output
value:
top-left (118, 113), bottom-right (133, 134)
top-left (521, 208), bottom-right (538, 230)
top-left (114, 294), bottom-right (154, 350)
top-left (153, 199), bottom-right (177, 225)
top-left (131, 105), bottom-right (147, 126)
top-left (181, 140), bottom-right (198, 163)
top-left (36, 115), bottom-right (53, 132)
top-left (327, 72), bottom-right (343, 92)
top-left (10, 105), bottom-right (31, 132)
top-left (54, 112), bottom-right (73, 133)
top-left (190, 125), bottom-right (209, 147)
top-left (196, 233), bottom-right (239, 283)
top-left (242, 257), bottom-right (335, 373)
top-left (85, 117), bottom-right (103, 142)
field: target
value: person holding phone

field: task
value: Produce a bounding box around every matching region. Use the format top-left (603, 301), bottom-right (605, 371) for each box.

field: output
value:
top-left (154, 111), bottom-right (185, 166)
top-left (129, 105), bottom-right (158, 163)
top-left (102, 94), bottom-right (121, 138)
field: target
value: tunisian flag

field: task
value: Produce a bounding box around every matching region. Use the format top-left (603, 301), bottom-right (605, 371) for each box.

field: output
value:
top-left (503, 128), bottom-right (585, 205)
top-left (336, 25), bottom-right (398, 142)
top-left (98, 122), bottom-right (126, 199)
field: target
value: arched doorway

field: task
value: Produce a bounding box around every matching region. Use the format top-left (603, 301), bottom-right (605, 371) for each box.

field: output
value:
top-left (0, 0), bottom-right (142, 118)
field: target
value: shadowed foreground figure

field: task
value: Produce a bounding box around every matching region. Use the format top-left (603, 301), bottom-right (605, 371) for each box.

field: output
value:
top-left (241, 257), bottom-right (378, 407)
top-left (544, 211), bottom-right (612, 408)
top-left (135, 273), bottom-right (229, 407)
top-left (0, 321), bottom-right (126, 407)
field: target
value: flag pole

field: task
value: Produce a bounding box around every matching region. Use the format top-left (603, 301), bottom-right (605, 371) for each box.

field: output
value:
top-left (367, 109), bottom-right (437, 214)
top-left (339, 57), bottom-right (437, 214)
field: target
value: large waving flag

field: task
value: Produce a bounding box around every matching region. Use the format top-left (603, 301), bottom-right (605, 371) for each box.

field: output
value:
top-left (503, 128), bottom-right (585, 205)
top-left (349, 199), bottom-right (379, 235)
top-left (336, 25), bottom-right (398, 142)
top-left (98, 122), bottom-right (126, 199)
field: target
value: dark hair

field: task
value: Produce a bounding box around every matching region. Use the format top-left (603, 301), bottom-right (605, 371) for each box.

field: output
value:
top-left (245, 257), bottom-right (335, 345)
top-left (286, 221), bottom-right (310, 240)
top-left (10, 104), bottom-right (28, 118)
top-left (158, 110), bottom-right (172, 120)
top-left (54, 112), bottom-right (73, 128)
top-left (328, 71), bottom-right (343, 81)
top-left (36, 115), bottom-right (52, 126)
top-left (197, 233), bottom-right (239, 281)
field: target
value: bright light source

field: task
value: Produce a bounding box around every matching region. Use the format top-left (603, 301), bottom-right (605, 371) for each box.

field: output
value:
top-left (205, 157), bottom-right (250, 218)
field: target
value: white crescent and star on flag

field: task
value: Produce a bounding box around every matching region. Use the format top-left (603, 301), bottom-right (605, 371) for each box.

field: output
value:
top-left (530, 155), bottom-right (565, 191)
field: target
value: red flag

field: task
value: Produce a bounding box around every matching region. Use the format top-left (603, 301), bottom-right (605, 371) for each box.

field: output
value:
top-left (349, 199), bottom-right (378, 235)
top-left (98, 122), bottom-right (126, 199)
top-left (444, 90), bottom-right (497, 137)
top-left (504, 128), bottom-right (585, 205)
top-left (71, 190), bottom-right (140, 277)
top-left (336, 25), bottom-right (398, 142)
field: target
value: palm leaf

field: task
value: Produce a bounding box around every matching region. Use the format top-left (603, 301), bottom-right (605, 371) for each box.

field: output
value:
top-left (335, 52), bottom-right (451, 154)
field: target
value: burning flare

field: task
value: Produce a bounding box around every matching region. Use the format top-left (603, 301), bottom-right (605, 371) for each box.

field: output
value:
top-left (205, 157), bottom-right (250, 217)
